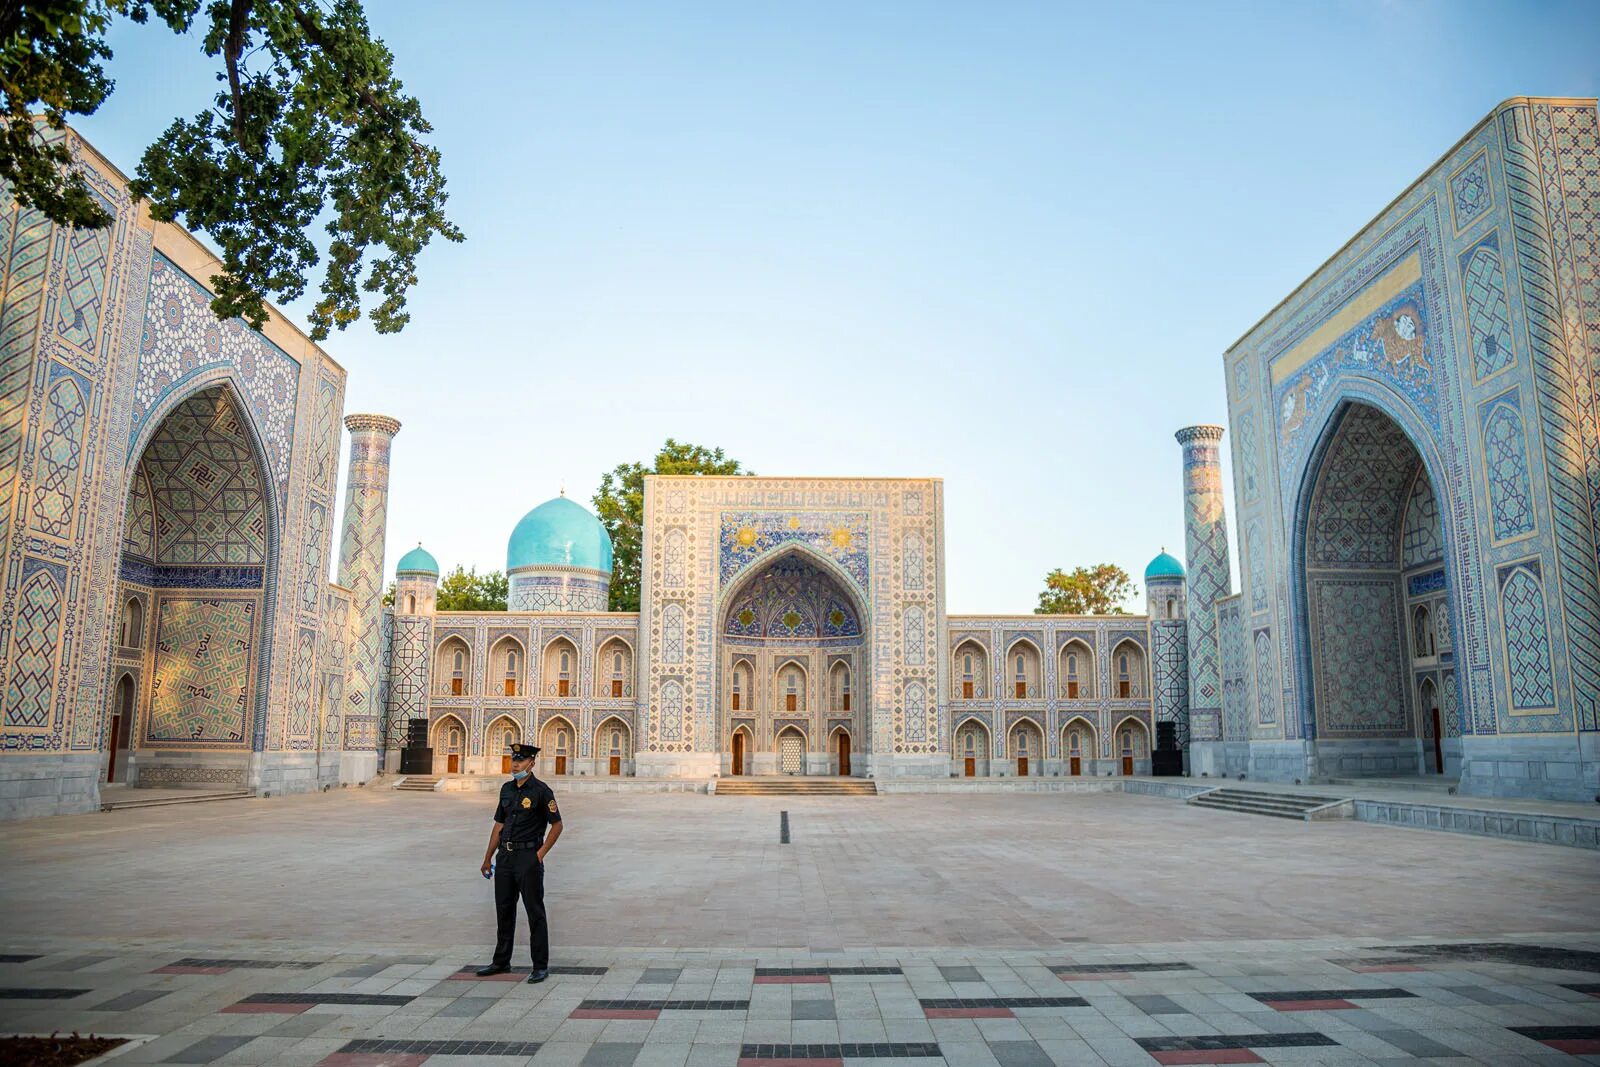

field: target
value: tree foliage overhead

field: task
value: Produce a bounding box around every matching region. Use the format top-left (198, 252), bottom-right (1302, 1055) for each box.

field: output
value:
top-left (1, 0), bottom-right (462, 339)
top-left (434, 566), bottom-right (507, 612)
top-left (1035, 564), bottom-right (1137, 616)
top-left (594, 439), bottom-right (751, 613)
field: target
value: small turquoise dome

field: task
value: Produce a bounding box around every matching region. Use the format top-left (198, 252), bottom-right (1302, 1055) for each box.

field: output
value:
top-left (1145, 550), bottom-right (1185, 581)
top-left (507, 495), bottom-right (613, 574)
top-left (395, 544), bottom-right (439, 575)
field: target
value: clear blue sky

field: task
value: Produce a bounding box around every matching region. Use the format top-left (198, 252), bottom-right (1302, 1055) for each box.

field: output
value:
top-left (79, 1), bottom-right (1600, 612)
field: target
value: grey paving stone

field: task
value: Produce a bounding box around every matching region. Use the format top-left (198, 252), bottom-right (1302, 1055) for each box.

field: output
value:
top-left (639, 968), bottom-right (682, 984)
top-left (987, 1039), bottom-right (1055, 1067)
top-left (790, 997), bottom-right (836, 1020)
top-left (581, 1043), bottom-right (642, 1067)
top-left (163, 1035), bottom-right (256, 1063)
top-left (1124, 994), bottom-right (1184, 1016)
top-left (91, 989), bottom-right (171, 1011)
top-left (940, 965), bottom-right (984, 983)
top-left (436, 995), bottom-right (497, 1017)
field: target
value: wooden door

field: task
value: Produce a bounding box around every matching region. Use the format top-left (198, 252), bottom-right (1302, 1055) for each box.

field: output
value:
top-left (504, 679), bottom-right (516, 697)
top-left (842, 693), bottom-right (850, 711)
top-left (1067, 681), bottom-right (1079, 699)
top-left (786, 693), bottom-right (797, 712)
top-left (838, 735), bottom-right (851, 776)
top-left (106, 715), bottom-right (121, 782)
top-left (1121, 756), bottom-right (1133, 775)
top-left (1017, 756), bottom-right (1029, 777)
top-left (609, 755), bottom-right (621, 776)
top-left (962, 681), bottom-right (973, 699)
top-left (732, 732), bottom-right (745, 776)
top-left (1015, 681), bottom-right (1026, 698)
top-left (732, 692), bottom-right (741, 710)
top-left (1069, 756), bottom-right (1081, 776)
top-left (558, 679), bottom-right (570, 697)
top-left (1431, 708), bottom-right (1444, 773)
top-left (447, 753), bottom-right (460, 774)
top-left (964, 756), bottom-right (976, 777)
top-left (555, 755), bottom-right (567, 775)
top-left (611, 679), bottom-right (623, 697)
top-left (451, 677), bottom-right (462, 695)
top-left (1118, 681), bottom-right (1130, 698)
top-left (501, 754), bottom-right (511, 773)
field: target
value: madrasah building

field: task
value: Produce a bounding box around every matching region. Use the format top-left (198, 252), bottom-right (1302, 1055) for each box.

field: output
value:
top-left (0, 96), bottom-right (1597, 818)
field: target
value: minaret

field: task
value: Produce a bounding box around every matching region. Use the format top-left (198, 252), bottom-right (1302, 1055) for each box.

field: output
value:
top-left (337, 413), bottom-right (401, 782)
top-left (1175, 426), bottom-right (1232, 746)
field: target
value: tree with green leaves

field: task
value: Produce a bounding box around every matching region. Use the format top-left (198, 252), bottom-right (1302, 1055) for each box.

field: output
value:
top-left (1035, 564), bottom-right (1136, 616)
top-left (594, 440), bottom-right (751, 612)
top-left (2, 0), bottom-right (461, 338)
top-left (434, 566), bottom-right (507, 612)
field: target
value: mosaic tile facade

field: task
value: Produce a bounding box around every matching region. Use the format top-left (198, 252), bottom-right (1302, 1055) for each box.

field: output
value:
top-left (1177, 427), bottom-right (1231, 744)
top-left (146, 595), bottom-right (258, 745)
top-left (1222, 97), bottom-right (1600, 800)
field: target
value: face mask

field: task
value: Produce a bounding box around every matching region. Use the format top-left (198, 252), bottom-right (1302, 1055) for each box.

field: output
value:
top-left (512, 769), bottom-right (530, 781)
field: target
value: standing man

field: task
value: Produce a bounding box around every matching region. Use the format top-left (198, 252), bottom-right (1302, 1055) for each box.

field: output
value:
top-left (476, 742), bottom-right (563, 982)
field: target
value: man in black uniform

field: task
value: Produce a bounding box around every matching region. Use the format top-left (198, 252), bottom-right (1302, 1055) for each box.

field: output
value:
top-left (476, 742), bottom-right (563, 982)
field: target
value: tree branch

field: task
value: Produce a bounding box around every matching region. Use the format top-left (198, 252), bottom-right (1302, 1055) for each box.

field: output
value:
top-left (225, 0), bottom-right (254, 149)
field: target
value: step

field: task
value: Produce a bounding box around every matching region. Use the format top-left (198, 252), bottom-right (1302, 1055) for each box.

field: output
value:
top-left (1191, 797), bottom-right (1315, 820)
top-left (1202, 790), bottom-right (1342, 809)
top-left (101, 790), bottom-right (253, 811)
top-left (1188, 787), bottom-right (1350, 822)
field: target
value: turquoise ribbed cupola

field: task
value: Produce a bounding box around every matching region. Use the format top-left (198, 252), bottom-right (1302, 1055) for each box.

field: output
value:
top-left (507, 494), bottom-right (613, 574)
top-left (395, 544), bottom-right (439, 575)
top-left (1144, 549), bottom-right (1185, 581)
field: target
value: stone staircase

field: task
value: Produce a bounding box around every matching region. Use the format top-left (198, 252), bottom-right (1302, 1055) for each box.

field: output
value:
top-left (1188, 787), bottom-right (1350, 821)
top-left (715, 777), bottom-right (877, 797)
top-left (100, 788), bottom-right (253, 812)
top-left (395, 775), bottom-right (442, 792)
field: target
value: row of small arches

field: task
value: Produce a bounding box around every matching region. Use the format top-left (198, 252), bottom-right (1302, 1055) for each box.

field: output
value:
top-left (953, 637), bottom-right (1147, 701)
top-left (727, 659), bottom-right (851, 714)
top-left (433, 635), bottom-right (633, 698)
top-left (952, 715), bottom-right (1151, 761)
top-left (430, 713), bottom-right (633, 765)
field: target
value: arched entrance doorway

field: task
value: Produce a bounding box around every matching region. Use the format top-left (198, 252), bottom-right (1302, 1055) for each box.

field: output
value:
top-left (596, 717), bottom-right (632, 776)
top-left (718, 548), bottom-right (867, 777)
top-left (432, 715), bottom-right (466, 774)
top-left (776, 726), bottom-right (806, 775)
top-left (831, 727), bottom-right (852, 776)
top-left (730, 726), bottom-right (751, 776)
top-left (1009, 718), bottom-right (1042, 777)
top-left (1115, 717), bottom-right (1149, 775)
top-left (110, 383), bottom-right (276, 788)
top-left (541, 716), bottom-right (574, 776)
top-left (106, 675), bottom-right (135, 782)
top-left (1296, 401), bottom-right (1460, 777)
top-left (954, 718), bottom-right (990, 777)
top-left (1062, 717), bottom-right (1096, 777)
top-left (486, 716), bottom-right (520, 774)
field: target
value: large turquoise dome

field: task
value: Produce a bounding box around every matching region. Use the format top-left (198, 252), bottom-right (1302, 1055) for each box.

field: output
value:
top-left (1144, 550), bottom-right (1185, 581)
top-left (507, 495), bottom-right (613, 574)
top-left (395, 544), bottom-right (438, 575)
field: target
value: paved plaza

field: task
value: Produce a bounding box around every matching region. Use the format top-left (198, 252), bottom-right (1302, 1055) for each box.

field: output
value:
top-left (2, 788), bottom-right (1600, 1065)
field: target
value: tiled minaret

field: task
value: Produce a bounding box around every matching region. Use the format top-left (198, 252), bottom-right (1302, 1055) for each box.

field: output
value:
top-left (337, 414), bottom-right (400, 780)
top-left (1175, 425), bottom-right (1233, 747)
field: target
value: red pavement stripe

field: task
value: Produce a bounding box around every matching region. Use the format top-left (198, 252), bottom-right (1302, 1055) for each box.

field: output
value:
top-left (1267, 999), bottom-right (1357, 1011)
top-left (1541, 1038), bottom-right (1600, 1054)
top-left (737, 1060), bottom-right (843, 1067)
top-left (1149, 1051), bottom-right (1263, 1065)
top-left (570, 1008), bottom-right (660, 1020)
top-left (754, 975), bottom-right (830, 984)
top-left (315, 1054), bottom-right (430, 1067)
top-left (152, 965), bottom-right (232, 975)
top-left (924, 1006), bottom-right (1013, 1018)
top-left (221, 1001), bottom-right (311, 1014)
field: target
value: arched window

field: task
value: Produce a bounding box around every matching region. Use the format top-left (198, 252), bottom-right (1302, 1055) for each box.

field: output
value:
top-left (785, 668), bottom-right (801, 711)
top-left (120, 597), bottom-right (143, 648)
top-left (613, 651), bottom-right (623, 673)
top-left (1166, 597), bottom-right (1176, 618)
top-left (453, 649), bottom-right (464, 672)
top-left (1120, 729), bottom-right (1133, 757)
top-left (1015, 654), bottom-right (1024, 679)
top-left (1065, 654), bottom-right (1079, 698)
top-left (506, 650), bottom-right (518, 673)
top-left (732, 666), bottom-right (744, 710)
top-left (610, 729), bottom-right (622, 755)
top-left (406, 594), bottom-right (416, 613)
top-left (560, 650), bottom-right (570, 676)
top-left (1413, 605), bottom-right (1434, 658)
top-left (556, 727), bottom-right (569, 753)
top-left (963, 654), bottom-right (973, 677)
top-left (962, 729), bottom-right (976, 756)
top-left (1118, 654), bottom-right (1130, 698)
top-left (1068, 729), bottom-right (1082, 756)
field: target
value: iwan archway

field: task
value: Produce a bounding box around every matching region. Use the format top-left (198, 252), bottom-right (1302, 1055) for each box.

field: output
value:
top-left (1294, 400), bottom-right (1462, 779)
top-left (717, 546), bottom-right (868, 776)
top-left (106, 382), bottom-right (279, 791)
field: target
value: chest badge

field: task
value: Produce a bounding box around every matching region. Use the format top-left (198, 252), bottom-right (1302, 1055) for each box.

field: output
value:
top-left (521, 797), bottom-right (532, 809)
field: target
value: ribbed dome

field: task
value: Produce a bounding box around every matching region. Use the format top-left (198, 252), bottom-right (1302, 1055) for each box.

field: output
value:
top-left (1144, 550), bottom-right (1185, 581)
top-left (507, 496), bottom-right (613, 574)
top-left (395, 544), bottom-right (439, 575)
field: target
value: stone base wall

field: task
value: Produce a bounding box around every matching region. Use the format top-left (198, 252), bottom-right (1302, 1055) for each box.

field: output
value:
top-left (1246, 740), bottom-right (1314, 783)
top-left (1189, 741), bottom-right (1252, 779)
top-left (1311, 738), bottom-right (1425, 779)
top-left (634, 752), bottom-right (720, 778)
top-left (340, 751), bottom-right (378, 787)
top-left (1458, 734), bottom-right (1599, 802)
top-left (0, 753), bottom-right (104, 819)
top-left (130, 752), bottom-right (251, 791)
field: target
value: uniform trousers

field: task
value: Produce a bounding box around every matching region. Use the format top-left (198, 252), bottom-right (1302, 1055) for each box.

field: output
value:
top-left (492, 848), bottom-right (548, 969)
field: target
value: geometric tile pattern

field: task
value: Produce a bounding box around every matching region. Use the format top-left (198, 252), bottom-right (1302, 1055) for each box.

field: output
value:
top-left (1308, 405), bottom-right (1426, 567)
top-left (121, 466), bottom-right (155, 557)
top-left (0, 200), bottom-right (53, 568)
top-left (719, 511), bottom-right (870, 596)
top-left (1253, 627), bottom-right (1278, 727)
top-left (52, 211), bottom-right (111, 352)
top-left (336, 416), bottom-right (398, 754)
top-left (147, 595), bottom-right (258, 745)
top-left (1215, 598), bottom-right (1246, 743)
top-left (1481, 396), bottom-right (1536, 542)
top-left (132, 253), bottom-right (300, 497)
top-left (1152, 616), bottom-right (1190, 748)
top-left (1459, 233), bottom-right (1516, 381)
top-left (27, 372), bottom-right (87, 540)
top-left (1177, 426), bottom-right (1231, 733)
top-left (2, 561), bottom-right (66, 729)
top-left (1498, 564), bottom-right (1557, 710)
top-left (1400, 467), bottom-right (1444, 569)
top-left (133, 386), bottom-right (267, 565)
top-left (1310, 578), bottom-right (1406, 735)
top-left (1449, 149), bottom-right (1493, 232)
top-left (722, 554), bottom-right (861, 640)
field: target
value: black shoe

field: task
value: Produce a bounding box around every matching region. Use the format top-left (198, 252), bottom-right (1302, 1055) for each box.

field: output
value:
top-left (475, 964), bottom-right (510, 977)
top-left (526, 969), bottom-right (549, 984)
